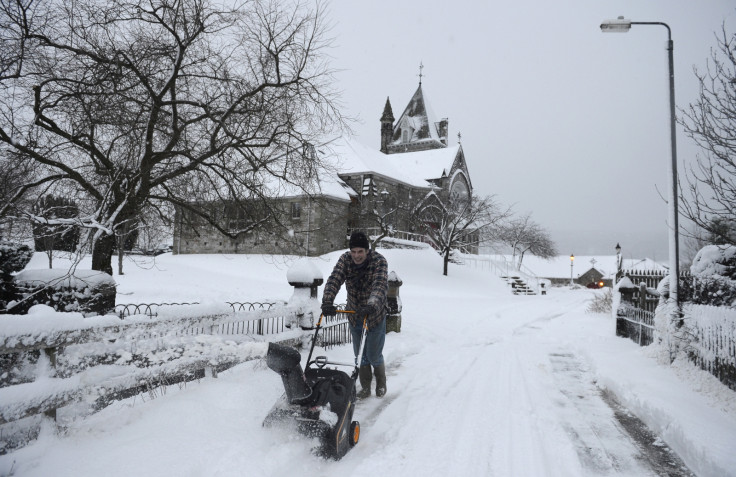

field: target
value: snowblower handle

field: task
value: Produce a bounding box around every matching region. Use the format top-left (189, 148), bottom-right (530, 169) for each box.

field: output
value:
top-left (306, 310), bottom-right (358, 367)
top-left (354, 317), bottom-right (369, 370)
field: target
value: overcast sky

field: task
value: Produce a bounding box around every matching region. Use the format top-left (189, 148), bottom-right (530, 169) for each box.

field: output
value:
top-left (325, 0), bottom-right (735, 264)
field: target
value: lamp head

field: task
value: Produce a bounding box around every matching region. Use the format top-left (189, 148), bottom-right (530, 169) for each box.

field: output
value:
top-left (615, 243), bottom-right (621, 254)
top-left (601, 16), bottom-right (632, 33)
top-left (570, 254), bottom-right (575, 262)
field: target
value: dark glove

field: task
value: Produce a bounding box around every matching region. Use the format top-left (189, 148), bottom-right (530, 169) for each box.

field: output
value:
top-left (321, 303), bottom-right (337, 316)
top-left (357, 303), bottom-right (376, 319)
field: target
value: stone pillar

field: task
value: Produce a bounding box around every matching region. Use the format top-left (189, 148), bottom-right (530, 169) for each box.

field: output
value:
top-left (614, 276), bottom-right (636, 338)
top-left (287, 260), bottom-right (323, 348)
top-left (386, 271), bottom-right (402, 333)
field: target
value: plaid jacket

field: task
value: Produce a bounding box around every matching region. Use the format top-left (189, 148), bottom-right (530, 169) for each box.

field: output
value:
top-left (322, 250), bottom-right (388, 329)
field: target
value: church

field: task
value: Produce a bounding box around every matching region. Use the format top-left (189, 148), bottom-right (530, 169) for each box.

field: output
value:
top-left (173, 80), bottom-right (475, 256)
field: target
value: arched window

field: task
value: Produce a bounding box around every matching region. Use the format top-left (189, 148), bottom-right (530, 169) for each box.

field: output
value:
top-left (450, 176), bottom-right (470, 203)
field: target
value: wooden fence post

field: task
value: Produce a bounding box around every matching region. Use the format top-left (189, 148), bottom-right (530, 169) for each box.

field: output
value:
top-left (42, 347), bottom-right (58, 421)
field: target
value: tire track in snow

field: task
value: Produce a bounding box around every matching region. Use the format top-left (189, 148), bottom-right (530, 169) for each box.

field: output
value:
top-left (488, 341), bottom-right (584, 476)
top-left (547, 350), bottom-right (652, 475)
top-left (547, 349), bottom-right (694, 476)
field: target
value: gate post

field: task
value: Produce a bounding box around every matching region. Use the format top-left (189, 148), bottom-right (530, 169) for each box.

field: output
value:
top-left (386, 271), bottom-right (402, 333)
top-left (287, 260), bottom-right (323, 347)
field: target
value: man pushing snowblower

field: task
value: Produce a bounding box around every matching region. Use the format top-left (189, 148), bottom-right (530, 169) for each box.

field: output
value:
top-left (321, 231), bottom-right (389, 398)
top-left (263, 231), bottom-right (389, 459)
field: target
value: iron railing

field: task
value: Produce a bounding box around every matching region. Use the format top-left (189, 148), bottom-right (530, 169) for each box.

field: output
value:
top-left (116, 302), bottom-right (200, 318)
top-left (226, 302), bottom-right (279, 312)
top-left (616, 305), bottom-right (655, 346)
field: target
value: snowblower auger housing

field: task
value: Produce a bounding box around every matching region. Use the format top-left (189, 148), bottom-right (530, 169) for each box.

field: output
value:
top-left (263, 313), bottom-right (366, 460)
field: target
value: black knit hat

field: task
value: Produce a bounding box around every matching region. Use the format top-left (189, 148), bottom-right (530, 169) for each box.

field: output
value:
top-left (349, 231), bottom-right (370, 250)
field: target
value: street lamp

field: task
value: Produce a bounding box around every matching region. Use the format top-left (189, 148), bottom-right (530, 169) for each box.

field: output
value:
top-left (615, 243), bottom-right (623, 283)
top-left (570, 253), bottom-right (575, 286)
top-left (600, 16), bottom-right (680, 308)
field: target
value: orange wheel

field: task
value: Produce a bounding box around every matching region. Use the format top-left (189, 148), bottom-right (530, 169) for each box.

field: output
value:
top-left (349, 421), bottom-right (360, 446)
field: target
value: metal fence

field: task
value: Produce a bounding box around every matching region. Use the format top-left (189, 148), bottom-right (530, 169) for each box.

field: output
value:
top-left (616, 305), bottom-right (655, 346)
top-left (116, 302), bottom-right (200, 318)
top-left (685, 304), bottom-right (736, 392)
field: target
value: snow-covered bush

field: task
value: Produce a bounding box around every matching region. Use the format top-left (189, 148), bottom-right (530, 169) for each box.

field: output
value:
top-left (0, 240), bottom-right (34, 311)
top-left (13, 269), bottom-right (116, 315)
top-left (586, 287), bottom-right (612, 314)
top-left (689, 245), bottom-right (736, 307)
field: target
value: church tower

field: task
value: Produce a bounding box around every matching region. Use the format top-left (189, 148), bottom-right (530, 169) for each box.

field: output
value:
top-left (384, 81), bottom-right (448, 153)
top-left (380, 97), bottom-right (394, 154)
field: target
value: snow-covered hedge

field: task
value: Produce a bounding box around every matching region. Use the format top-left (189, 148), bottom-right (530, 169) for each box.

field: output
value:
top-left (0, 241), bottom-right (33, 311)
top-left (689, 245), bottom-right (736, 307)
top-left (12, 269), bottom-right (116, 316)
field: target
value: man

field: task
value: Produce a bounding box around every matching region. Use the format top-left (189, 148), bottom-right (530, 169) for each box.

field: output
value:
top-left (321, 231), bottom-right (389, 398)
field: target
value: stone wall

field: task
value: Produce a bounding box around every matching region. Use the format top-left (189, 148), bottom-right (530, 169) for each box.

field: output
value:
top-left (174, 196), bottom-right (350, 256)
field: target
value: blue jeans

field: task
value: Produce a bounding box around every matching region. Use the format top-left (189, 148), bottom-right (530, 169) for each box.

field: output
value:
top-left (350, 316), bottom-right (385, 367)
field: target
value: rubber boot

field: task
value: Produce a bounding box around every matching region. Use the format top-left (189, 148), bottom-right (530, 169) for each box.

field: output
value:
top-left (374, 364), bottom-right (387, 398)
top-left (357, 365), bottom-right (372, 399)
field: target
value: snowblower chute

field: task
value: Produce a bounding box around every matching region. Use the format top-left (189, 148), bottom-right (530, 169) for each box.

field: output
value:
top-left (263, 312), bottom-right (367, 460)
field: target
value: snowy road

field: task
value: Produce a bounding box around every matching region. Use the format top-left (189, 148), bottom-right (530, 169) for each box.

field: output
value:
top-left (2, 251), bottom-right (706, 476)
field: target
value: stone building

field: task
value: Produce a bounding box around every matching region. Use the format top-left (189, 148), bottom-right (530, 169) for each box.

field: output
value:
top-left (173, 82), bottom-right (474, 256)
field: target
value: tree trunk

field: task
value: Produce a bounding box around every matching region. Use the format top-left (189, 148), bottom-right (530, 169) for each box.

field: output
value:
top-left (117, 234), bottom-right (125, 275)
top-left (92, 233), bottom-right (115, 275)
top-left (443, 248), bottom-right (449, 276)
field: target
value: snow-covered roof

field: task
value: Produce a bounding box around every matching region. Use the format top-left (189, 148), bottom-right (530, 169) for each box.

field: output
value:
top-left (389, 144), bottom-right (460, 181)
top-left (320, 138), bottom-right (458, 189)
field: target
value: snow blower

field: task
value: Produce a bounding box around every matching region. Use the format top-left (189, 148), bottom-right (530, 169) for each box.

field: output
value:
top-left (263, 311), bottom-right (367, 459)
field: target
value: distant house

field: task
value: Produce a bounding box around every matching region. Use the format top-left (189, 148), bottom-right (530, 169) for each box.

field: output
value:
top-left (577, 267), bottom-right (606, 288)
top-left (174, 81), bottom-right (475, 256)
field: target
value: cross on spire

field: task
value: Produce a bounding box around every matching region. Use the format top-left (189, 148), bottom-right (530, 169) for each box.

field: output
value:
top-left (457, 131), bottom-right (462, 143)
top-left (418, 61), bottom-right (424, 85)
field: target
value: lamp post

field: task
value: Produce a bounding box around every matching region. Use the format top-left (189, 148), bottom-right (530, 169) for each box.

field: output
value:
top-left (615, 243), bottom-right (623, 284)
top-left (600, 16), bottom-right (680, 309)
top-left (570, 253), bottom-right (575, 286)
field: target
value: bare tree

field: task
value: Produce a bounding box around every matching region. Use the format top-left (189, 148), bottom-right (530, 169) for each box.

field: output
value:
top-left (498, 213), bottom-right (557, 270)
top-left (0, 151), bottom-right (36, 240)
top-left (0, 0), bottom-right (344, 274)
top-left (414, 193), bottom-right (510, 276)
top-left (678, 24), bottom-right (736, 247)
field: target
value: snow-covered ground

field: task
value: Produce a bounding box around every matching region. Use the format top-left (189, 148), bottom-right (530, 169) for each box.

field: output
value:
top-left (2, 248), bottom-right (735, 477)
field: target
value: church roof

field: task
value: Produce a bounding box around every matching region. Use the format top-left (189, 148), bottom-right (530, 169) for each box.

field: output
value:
top-left (389, 143), bottom-right (461, 181)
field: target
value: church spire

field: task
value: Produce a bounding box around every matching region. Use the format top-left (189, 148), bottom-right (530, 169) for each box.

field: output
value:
top-left (380, 97), bottom-right (394, 154)
top-left (380, 97), bottom-right (394, 122)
